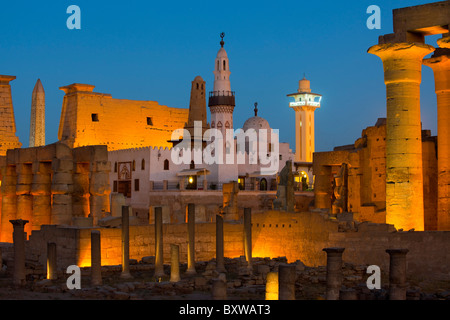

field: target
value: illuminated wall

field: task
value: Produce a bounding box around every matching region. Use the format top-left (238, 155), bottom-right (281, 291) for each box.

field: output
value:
top-left (25, 210), bottom-right (450, 278)
top-left (58, 83), bottom-right (189, 151)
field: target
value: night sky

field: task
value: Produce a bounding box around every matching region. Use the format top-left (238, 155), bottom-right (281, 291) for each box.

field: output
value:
top-left (0, 0), bottom-right (442, 153)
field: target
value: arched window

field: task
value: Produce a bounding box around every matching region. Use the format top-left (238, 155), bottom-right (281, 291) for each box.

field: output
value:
top-left (211, 121), bottom-right (215, 128)
top-left (223, 60), bottom-right (226, 71)
top-left (132, 160), bottom-right (136, 171)
top-left (164, 159), bottom-right (169, 170)
top-left (217, 121), bottom-right (223, 130)
top-left (190, 160), bottom-right (195, 170)
top-left (196, 83), bottom-right (199, 89)
top-left (225, 121), bottom-right (230, 129)
top-left (141, 159), bottom-right (145, 170)
top-left (260, 178), bottom-right (268, 191)
top-left (114, 162), bottom-right (117, 173)
top-left (217, 60), bottom-right (220, 71)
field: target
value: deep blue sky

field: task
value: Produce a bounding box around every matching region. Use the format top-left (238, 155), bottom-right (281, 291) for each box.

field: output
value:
top-left (0, 0), bottom-right (441, 152)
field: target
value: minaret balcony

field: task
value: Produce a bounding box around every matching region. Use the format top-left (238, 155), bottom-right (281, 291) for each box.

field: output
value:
top-left (208, 91), bottom-right (236, 107)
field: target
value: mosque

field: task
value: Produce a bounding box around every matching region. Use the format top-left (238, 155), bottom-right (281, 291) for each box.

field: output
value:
top-left (0, 34), bottom-right (321, 229)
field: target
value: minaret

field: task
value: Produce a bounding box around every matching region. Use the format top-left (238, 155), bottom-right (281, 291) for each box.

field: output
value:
top-left (184, 75), bottom-right (209, 148)
top-left (209, 33), bottom-right (235, 136)
top-left (30, 79), bottom-right (45, 147)
top-left (0, 75), bottom-right (22, 156)
top-left (287, 76), bottom-right (322, 163)
top-left (208, 33), bottom-right (238, 184)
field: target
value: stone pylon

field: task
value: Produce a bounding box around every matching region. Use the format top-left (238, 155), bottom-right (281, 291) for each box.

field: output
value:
top-left (423, 38), bottom-right (450, 231)
top-left (0, 75), bottom-right (22, 156)
top-left (29, 79), bottom-right (45, 147)
top-left (368, 42), bottom-right (434, 231)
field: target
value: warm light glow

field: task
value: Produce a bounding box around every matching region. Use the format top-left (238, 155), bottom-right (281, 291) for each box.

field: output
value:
top-left (290, 101), bottom-right (320, 107)
top-left (188, 176), bottom-right (194, 184)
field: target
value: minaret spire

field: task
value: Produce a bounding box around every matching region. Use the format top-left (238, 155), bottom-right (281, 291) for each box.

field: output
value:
top-left (220, 32), bottom-right (225, 47)
top-left (254, 102), bottom-right (258, 117)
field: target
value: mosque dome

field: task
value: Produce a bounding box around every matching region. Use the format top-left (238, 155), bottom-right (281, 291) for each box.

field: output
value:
top-left (243, 116), bottom-right (271, 132)
top-left (242, 102), bottom-right (271, 132)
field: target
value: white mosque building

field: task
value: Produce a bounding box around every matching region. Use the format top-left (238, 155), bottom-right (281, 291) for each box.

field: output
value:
top-left (107, 35), bottom-right (316, 217)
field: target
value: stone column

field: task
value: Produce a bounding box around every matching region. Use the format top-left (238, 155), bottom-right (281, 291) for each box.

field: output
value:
top-left (10, 219), bottom-right (28, 286)
top-left (72, 162), bottom-right (90, 219)
top-left (368, 43), bottom-right (434, 231)
top-left (1, 165), bottom-right (17, 242)
top-left (170, 244), bottom-right (181, 282)
top-left (15, 164), bottom-right (33, 239)
top-left (313, 165), bottom-right (332, 209)
top-left (91, 230), bottom-right (102, 286)
top-left (90, 161), bottom-right (111, 225)
top-left (31, 161), bottom-right (52, 231)
top-left (47, 242), bottom-right (57, 280)
top-left (154, 207), bottom-right (165, 278)
top-left (186, 203), bottom-right (196, 275)
top-left (278, 264), bottom-right (296, 300)
top-left (323, 247), bottom-right (345, 300)
top-left (212, 275), bottom-right (227, 300)
top-left (51, 158), bottom-right (74, 225)
top-left (423, 45), bottom-right (450, 231)
top-left (244, 207), bottom-right (252, 272)
top-left (120, 205), bottom-right (132, 279)
top-left (265, 272), bottom-right (279, 300)
top-left (386, 248), bottom-right (409, 300)
top-left (216, 213), bottom-right (225, 272)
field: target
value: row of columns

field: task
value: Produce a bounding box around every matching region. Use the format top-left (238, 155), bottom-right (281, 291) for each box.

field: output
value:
top-left (322, 247), bottom-right (409, 300)
top-left (1, 159), bottom-right (110, 243)
top-left (368, 35), bottom-right (450, 231)
top-left (9, 218), bottom-right (410, 300)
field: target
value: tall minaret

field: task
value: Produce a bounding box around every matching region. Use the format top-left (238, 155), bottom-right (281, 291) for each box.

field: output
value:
top-left (185, 75), bottom-right (209, 147)
top-left (209, 33), bottom-right (235, 136)
top-left (29, 79), bottom-right (45, 147)
top-left (287, 76), bottom-right (322, 163)
top-left (208, 33), bottom-right (238, 183)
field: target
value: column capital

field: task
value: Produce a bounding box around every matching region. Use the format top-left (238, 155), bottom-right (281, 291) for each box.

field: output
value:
top-left (423, 52), bottom-right (450, 71)
top-left (423, 53), bottom-right (450, 93)
top-left (386, 248), bottom-right (409, 255)
top-left (9, 219), bottom-right (29, 227)
top-left (437, 36), bottom-right (450, 49)
top-left (368, 42), bottom-right (435, 60)
top-left (323, 247), bottom-right (345, 255)
top-left (368, 42), bottom-right (434, 85)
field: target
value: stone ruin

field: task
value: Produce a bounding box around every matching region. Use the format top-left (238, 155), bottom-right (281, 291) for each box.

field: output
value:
top-left (0, 142), bottom-right (111, 242)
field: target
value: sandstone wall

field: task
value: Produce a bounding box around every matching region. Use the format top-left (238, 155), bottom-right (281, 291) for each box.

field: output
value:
top-left (24, 210), bottom-right (450, 280)
top-left (58, 83), bottom-right (189, 151)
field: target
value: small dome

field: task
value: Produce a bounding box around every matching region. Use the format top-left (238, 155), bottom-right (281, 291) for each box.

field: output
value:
top-left (243, 116), bottom-right (271, 132)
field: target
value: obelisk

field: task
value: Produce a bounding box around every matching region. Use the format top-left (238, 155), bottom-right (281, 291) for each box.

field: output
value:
top-left (29, 79), bottom-right (45, 147)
